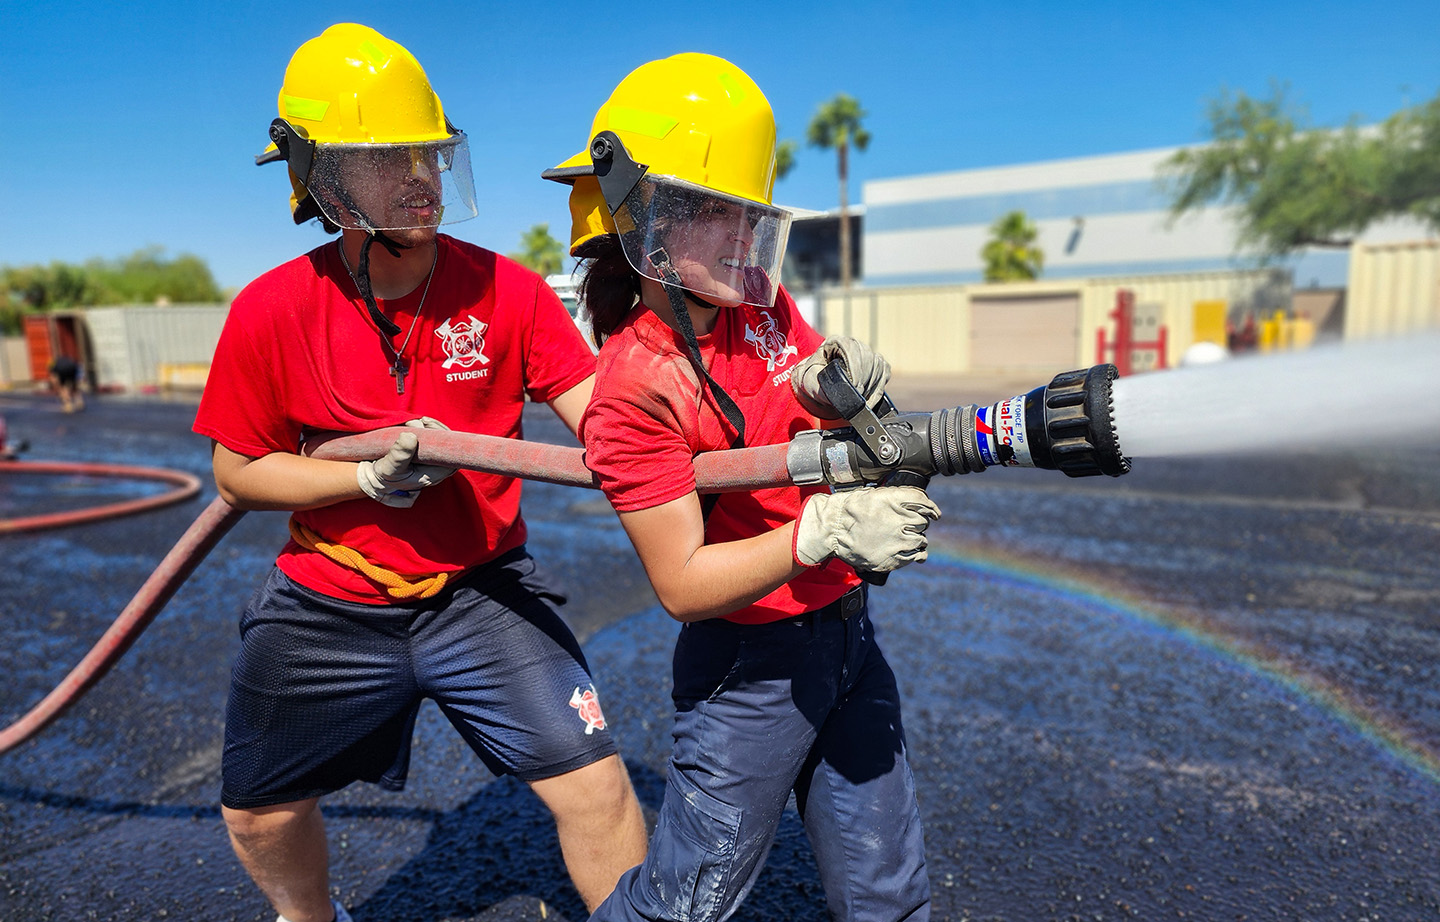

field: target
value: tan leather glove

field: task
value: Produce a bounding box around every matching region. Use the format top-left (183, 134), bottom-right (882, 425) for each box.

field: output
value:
top-left (791, 336), bottom-right (892, 417)
top-left (793, 485), bottom-right (940, 572)
top-left (356, 417), bottom-right (456, 508)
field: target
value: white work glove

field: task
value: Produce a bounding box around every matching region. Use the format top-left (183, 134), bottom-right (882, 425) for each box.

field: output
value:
top-left (356, 417), bottom-right (456, 508)
top-left (793, 485), bottom-right (940, 573)
top-left (791, 336), bottom-right (892, 417)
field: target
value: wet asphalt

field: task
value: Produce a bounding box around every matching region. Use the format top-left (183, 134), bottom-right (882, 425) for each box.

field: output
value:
top-left (1, 386), bottom-right (1438, 922)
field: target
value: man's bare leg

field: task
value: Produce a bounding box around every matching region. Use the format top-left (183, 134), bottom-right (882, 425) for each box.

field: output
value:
top-left (223, 798), bottom-right (336, 922)
top-left (529, 754), bottom-right (649, 911)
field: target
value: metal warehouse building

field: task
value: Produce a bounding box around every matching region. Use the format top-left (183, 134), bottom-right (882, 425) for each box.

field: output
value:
top-left (787, 146), bottom-right (1440, 377)
top-left (859, 145), bottom-right (1426, 290)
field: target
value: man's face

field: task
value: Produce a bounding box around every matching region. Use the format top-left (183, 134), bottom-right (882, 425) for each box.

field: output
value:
top-left (337, 144), bottom-right (445, 243)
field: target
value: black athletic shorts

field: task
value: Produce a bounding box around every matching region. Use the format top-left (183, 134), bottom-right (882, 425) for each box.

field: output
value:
top-left (221, 547), bottom-right (617, 809)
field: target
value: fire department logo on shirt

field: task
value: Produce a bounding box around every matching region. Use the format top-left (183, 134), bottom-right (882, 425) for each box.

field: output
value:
top-left (436, 316), bottom-right (491, 370)
top-left (569, 685), bottom-right (607, 734)
top-left (744, 311), bottom-right (798, 372)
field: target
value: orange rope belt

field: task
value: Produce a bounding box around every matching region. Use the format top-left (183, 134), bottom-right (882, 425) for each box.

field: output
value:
top-left (288, 518), bottom-right (449, 600)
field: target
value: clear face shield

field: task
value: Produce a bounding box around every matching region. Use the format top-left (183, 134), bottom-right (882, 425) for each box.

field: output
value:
top-left (615, 175), bottom-right (791, 309)
top-left (305, 133), bottom-right (478, 232)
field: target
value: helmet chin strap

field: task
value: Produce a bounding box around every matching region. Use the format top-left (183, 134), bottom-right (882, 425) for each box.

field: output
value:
top-left (353, 230), bottom-right (414, 339)
top-left (683, 289), bottom-right (724, 312)
top-left (651, 258), bottom-right (746, 450)
top-left (330, 179), bottom-right (414, 338)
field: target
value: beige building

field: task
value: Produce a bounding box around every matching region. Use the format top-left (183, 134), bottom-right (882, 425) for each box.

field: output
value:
top-left (811, 268), bottom-right (1289, 376)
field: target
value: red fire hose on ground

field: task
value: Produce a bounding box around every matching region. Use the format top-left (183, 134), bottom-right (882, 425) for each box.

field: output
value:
top-left (0, 459), bottom-right (212, 753)
top-left (0, 460), bottom-right (202, 535)
top-left (0, 496), bottom-right (245, 754)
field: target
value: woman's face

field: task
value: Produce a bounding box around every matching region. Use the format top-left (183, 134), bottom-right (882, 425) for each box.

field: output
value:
top-left (668, 199), bottom-right (756, 306)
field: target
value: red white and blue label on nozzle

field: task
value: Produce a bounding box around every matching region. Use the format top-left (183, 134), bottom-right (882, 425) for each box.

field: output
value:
top-left (975, 396), bottom-right (1034, 468)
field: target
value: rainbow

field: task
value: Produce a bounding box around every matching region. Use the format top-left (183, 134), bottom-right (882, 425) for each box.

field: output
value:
top-left (927, 536), bottom-right (1440, 785)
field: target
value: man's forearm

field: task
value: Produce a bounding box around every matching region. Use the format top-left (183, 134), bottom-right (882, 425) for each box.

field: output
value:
top-left (212, 443), bottom-right (364, 511)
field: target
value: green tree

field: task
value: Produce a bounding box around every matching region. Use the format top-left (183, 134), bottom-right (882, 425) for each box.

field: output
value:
top-left (0, 248), bottom-right (223, 333)
top-left (807, 94), bottom-right (870, 289)
top-left (1160, 85), bottom-right (1440, 255)
top-left (775, 138), bottom-right (798, 181)
top-left (88, 246), bottom-right (223, 304)
top-left (0, 289), bottom-right (22, 336)
top-left (1, 263), bottom-right (100, 310)
top-left (981, 211), bottom-right (1044, 282)
top-left (510, 223), bottom-right (564, 277)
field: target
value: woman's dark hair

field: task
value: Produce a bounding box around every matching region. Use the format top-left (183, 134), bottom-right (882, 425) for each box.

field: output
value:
top-left (576, 234), bottom-right (641, 345)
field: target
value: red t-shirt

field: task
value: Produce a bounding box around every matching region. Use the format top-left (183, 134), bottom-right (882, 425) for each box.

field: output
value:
top-left (194, 235), bottom-right (595, 604)
top-left (581, 286), bottom-right (860, 624)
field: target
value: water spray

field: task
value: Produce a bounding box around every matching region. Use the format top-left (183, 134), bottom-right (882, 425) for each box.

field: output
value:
top-left (1108, 333), bottom-right (1440, 459)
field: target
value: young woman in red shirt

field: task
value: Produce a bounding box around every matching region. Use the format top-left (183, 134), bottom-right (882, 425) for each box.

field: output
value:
top-left (545, 53), bottom-right (938, 922)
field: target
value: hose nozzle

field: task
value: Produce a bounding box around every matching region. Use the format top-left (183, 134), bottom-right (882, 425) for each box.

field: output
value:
top-left (938, 363), bottom-right (1130, 478)
top-left (788, 363), bottom-right (1131, 489)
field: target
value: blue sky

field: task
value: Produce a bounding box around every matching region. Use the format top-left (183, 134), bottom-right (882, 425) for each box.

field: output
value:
top-left (3, 1), bottom-right (1438, 292)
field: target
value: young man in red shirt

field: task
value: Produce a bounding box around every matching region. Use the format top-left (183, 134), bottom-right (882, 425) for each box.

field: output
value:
top-left (194, 24), bottom-right (646, 922)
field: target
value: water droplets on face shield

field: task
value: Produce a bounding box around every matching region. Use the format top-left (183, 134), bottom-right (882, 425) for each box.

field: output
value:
top-left (305, 134), bottom-right (478, 233)
top-left (616, 175), bottom-right (791, 309)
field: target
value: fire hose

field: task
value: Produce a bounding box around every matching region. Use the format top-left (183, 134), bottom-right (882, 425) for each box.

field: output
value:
top-left (0, 363), bottom-right (1128, 755)
top-left (0, 460), bottom-right (202, 535)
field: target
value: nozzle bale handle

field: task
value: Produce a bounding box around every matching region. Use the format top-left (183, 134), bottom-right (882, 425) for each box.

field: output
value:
top-left (812, 360), bottom-right (932, 587)
top-left (817, 361), bottom-right (900, 465)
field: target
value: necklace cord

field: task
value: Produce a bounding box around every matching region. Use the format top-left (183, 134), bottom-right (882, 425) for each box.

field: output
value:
top-left (339, 237), bottom-right (438, 394)
top-left (339, 237), bottom-right (438, 359)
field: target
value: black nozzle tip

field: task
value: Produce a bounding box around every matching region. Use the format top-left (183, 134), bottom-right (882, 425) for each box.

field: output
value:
top-left (1041, 364), bottom-right (1131, 477)
top-left (1082, 364), bottom-right (1130, 477)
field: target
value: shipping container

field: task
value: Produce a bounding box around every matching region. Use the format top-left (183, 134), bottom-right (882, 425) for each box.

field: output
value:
top-left (1345, 240), bottom-right (1440, 339)
top-left (22, 313), bottom-right (93, 386)
top-left (83, 304), bottom-right (229, 391)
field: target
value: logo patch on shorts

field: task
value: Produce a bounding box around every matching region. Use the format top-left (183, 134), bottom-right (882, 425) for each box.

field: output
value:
top-left (569, 685), bottom-right (607, 734)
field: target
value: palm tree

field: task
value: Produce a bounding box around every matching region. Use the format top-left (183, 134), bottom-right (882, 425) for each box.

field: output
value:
top-left (510, 223), bottom-right (564, 277)
top-left (775, 138), bottom-right (798, 181)
top-left (981, 210), bottom-right (1044, 282)
top-left (807, 94), bottom-right (870, 289)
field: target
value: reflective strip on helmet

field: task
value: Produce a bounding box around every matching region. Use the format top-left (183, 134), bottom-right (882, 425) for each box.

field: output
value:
top-left (606, 107), bottom-right (678, 140)
top-left (715, 71), bottom-right (748, 103)
top-left (357, 39), bottom-right (390, 69)
top-left (283, 95), bottom-right (331, 122)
